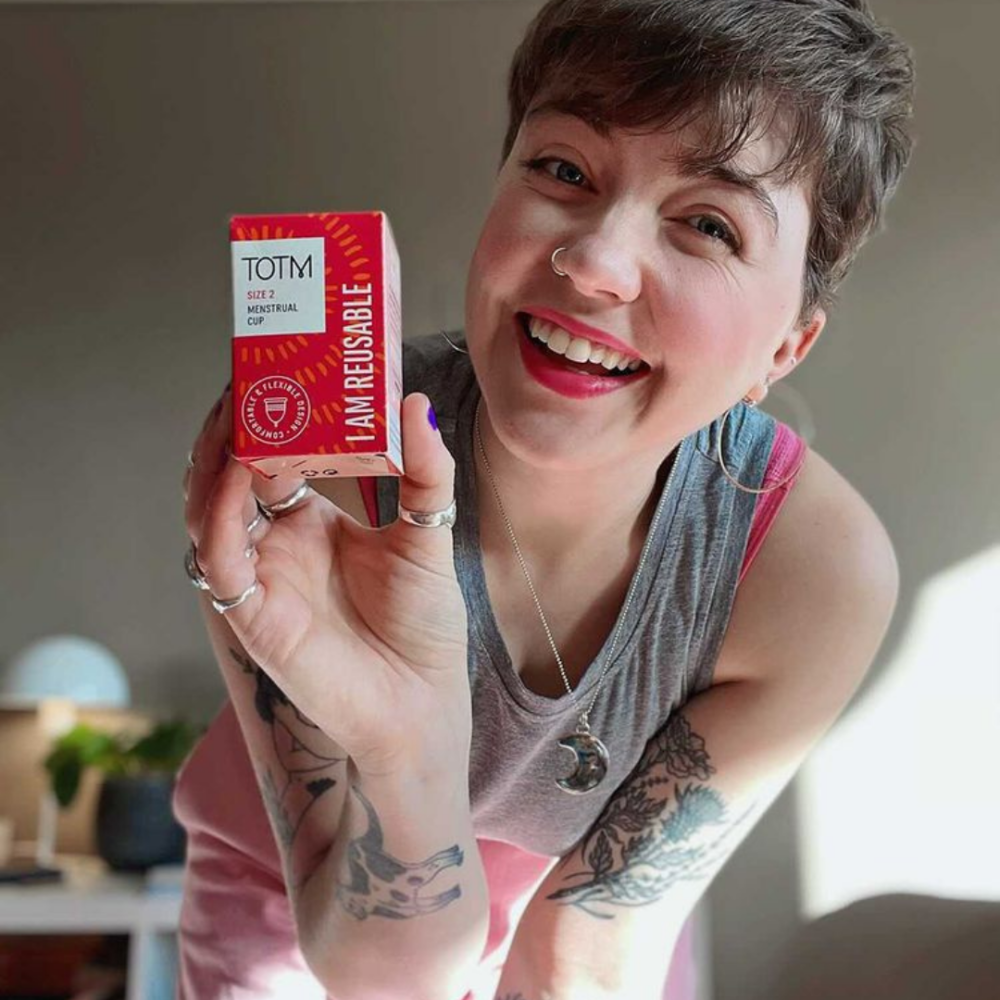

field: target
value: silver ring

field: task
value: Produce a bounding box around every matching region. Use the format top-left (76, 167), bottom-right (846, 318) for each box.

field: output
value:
top-left (551, 246), bottom-right (569, 277)
top-left (397, 499), bottom-right (457, 529)
top-left (246, 510), bottom-right (264, 534)
top-left (245, 541), bottom-right (257, 559)
top-left (185, 543), bottom-right (210, 591)
top-left (186, 451), bottom-right (196, 470)
top-left (258, 483), bottom-right (313, 521)
top-left (211, 578), bottom-right (259, 614)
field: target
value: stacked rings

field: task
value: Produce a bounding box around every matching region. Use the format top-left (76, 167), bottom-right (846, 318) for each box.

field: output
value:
top-left (184, 482), bottom-right (315, 614)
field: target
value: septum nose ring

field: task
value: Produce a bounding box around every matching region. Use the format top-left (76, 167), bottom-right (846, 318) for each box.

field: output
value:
top-left (551, 246), bottom-right (569, 277)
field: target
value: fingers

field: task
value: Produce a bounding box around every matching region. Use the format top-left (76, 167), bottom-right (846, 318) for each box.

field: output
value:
top-left (198, 451), bottom-right (266, 624)
top-left (184, 386), bottom-right (233, 547)
top-left (395, 393), bottom-right (457, 548)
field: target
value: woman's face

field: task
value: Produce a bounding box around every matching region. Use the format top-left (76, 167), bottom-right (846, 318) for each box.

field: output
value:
top-left (463, 105), bottom-right (824, 473)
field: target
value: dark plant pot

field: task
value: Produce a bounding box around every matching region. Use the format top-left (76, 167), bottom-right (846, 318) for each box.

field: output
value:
top-left (96, 774), bottom-right (186, 873)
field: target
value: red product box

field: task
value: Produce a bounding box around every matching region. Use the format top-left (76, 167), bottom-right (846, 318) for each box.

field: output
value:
top-left (230, 211), bottom-right (404, 479)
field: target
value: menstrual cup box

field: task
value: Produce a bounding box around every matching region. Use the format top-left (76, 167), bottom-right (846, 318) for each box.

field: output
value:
top-left (230, 211), bottom-right (404, 479)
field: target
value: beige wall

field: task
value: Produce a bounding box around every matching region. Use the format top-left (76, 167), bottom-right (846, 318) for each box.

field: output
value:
top-left (0, 3), bottom-right (996, 999)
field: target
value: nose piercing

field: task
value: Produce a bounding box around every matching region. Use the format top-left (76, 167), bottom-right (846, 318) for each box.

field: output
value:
top-left (551, 246), bottom-right (569, 277)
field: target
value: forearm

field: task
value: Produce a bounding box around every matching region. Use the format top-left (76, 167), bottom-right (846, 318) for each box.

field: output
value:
top-left (299, 758), bottom-right (489, 1000)
top-left (196, 592), bottom-right (488, 1000)
top-left (195, 591), bottom-right (350, 896)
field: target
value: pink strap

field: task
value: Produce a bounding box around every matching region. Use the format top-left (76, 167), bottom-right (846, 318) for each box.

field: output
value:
top-left (360, 476), bottom-right (380, 528)
top-left (738, 422), bottom-right (807, 585)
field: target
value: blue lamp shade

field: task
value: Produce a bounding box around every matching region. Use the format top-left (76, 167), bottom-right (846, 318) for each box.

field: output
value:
top-left (0, 635), bottom-right (131, 708)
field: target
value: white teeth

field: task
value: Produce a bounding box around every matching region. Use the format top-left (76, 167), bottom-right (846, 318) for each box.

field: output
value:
top-left (525, 316), bottom-right (642, 372)
top-left (547, 327), bottom-right (571, 354)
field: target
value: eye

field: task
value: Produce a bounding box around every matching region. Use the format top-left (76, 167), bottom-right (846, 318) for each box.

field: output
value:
top-left (688, 214), bottom-right (741, 252)
top-left (519, 156), bottom-right (589, 188)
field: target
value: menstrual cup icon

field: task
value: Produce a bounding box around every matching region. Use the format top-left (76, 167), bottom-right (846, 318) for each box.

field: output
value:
top-left (264, 397), bottom-right (287, 427)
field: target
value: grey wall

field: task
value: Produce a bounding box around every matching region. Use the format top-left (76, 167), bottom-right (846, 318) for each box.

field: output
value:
top-left (1, 3), bottom-right (996, 999)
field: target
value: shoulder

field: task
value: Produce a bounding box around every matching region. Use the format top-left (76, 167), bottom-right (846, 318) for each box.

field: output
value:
top-left (713, 446), bottom-right (900, 690)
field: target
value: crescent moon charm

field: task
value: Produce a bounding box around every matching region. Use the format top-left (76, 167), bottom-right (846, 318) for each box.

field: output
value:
top-left (556, 731), bottom-right (610, 794)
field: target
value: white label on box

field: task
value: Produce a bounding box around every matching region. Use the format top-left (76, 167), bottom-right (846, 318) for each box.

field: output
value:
top-left (232, 237), bottom-right (326, 337)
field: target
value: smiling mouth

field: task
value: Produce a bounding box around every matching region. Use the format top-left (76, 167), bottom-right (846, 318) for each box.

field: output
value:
top-left (516, 313), bottom-right (648, 378)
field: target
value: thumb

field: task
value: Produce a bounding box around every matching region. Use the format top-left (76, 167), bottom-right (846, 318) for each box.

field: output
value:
top-left (395, 392), bottom-right (457, 541)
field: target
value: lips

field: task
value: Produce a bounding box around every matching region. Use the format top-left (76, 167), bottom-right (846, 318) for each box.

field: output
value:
top-left (513, 313), bottom-right (649, 400)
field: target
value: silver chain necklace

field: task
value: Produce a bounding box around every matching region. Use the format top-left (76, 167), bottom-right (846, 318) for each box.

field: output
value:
top-left (473, 397), bottom-right (681, 795)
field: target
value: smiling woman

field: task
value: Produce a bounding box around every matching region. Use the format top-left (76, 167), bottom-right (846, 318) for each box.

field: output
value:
top-left (176, 1), bottom-right (915, 999)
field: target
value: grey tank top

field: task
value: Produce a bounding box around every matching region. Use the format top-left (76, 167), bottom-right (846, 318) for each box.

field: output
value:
top-left (375, 331), bottom-right (777, 858)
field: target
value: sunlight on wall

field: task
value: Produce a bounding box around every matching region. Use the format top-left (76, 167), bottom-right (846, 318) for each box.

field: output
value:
top-left (797, 544), bottom-right (1000, 920)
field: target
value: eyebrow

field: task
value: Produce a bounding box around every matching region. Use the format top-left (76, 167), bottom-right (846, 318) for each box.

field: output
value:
top-left (676, 161), bottom-right (781, 239)
top-left (525, 105), bottom-right (781, 239)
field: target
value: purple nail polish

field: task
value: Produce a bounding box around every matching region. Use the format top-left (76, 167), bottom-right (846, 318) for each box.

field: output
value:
top-left (427, 404), bottom-right (439, 432)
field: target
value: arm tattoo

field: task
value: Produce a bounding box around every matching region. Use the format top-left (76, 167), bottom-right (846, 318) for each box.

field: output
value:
top-left (546, 713), bottom-right (757, 919)
top-left (229, 647), bottom-right (346, 852)
top-left (336, 785), bottom-right (464, 921)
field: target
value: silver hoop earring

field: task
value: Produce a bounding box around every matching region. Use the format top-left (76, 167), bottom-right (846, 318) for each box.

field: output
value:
top-left (551, 246), bottom-right (569, 277)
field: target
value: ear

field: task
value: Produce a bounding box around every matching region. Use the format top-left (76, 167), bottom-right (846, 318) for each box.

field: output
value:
top-left (772, 307), bottom-right (826, 377)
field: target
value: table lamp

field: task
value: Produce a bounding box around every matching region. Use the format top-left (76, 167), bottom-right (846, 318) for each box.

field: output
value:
top-left (0, 635), bottom-right (131, 868)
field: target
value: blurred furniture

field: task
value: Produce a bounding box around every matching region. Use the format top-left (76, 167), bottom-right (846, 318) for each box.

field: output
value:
top-left (0, 635), bottom-right (131, 866)
top-left (0, 854), bottom-right (180, 1000)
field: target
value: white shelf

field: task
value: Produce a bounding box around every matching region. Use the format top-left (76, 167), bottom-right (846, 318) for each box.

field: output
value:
top-left (0, 854), bottom-right (181, 1000)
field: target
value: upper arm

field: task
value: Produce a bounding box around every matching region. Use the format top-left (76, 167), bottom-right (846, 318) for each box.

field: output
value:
top-left (498, 450), bottom-right (900, 997)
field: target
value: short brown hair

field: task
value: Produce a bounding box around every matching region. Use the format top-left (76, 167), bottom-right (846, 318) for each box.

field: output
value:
top-left (501, 0), bottom-right (916, 328)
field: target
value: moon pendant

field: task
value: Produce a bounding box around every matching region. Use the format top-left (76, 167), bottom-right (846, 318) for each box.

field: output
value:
top-left (556, 731), bottom-right (610, 794)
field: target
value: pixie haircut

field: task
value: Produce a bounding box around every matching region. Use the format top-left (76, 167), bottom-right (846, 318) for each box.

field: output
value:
top-left (501, 0), bottom-right (916, 328)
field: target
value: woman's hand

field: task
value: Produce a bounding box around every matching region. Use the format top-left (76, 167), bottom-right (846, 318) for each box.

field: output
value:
top-left (184, 385), bottom-right (471, 777)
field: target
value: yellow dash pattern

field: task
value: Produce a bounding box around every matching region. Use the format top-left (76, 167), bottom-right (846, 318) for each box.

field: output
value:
top-left (322, 403), bottom-right (335, 423)
top-left (349, 260), bottom-right (371, 270)
top-left (331, 224), bottom-right (349, 239)
top-left (266, 348), bottom-right (275, 363)
top-left (339, 235), bottom-right (358, 247)
top-left (254, 347), bottom-right (261, 365)
top-left (312, 410), bottom-right (323, 425)
top-left (304, 367), bottom-right (316, 385)
top-left (317, 361), bottom-right (327, 377)
top-left (236, 226), bottom-right (247, 240)
top-left (345, 246), bottom-right (362, 258)
top-left (240, 346), bottom-right (249, 362)
top-left (287, 341), bottom-right (299, 354)
top-left (262, 224), bottom-right (269, 239)
top-left (296, 336), bottom-right (309, 348)
top-left (324, 217), bottom-right (342, 232)
top-left (278, 344), bottom-right (289, 361)
top-left (295, 370), bottom-right (303, 384)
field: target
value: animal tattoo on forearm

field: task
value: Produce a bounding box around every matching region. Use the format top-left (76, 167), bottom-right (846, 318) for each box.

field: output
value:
top-left (336, 785), bottom-right (464, 921)
top-left (230, 648), bottom-right (464, 921)
top-left (547, 713), bottom-right (757, 919)
top-left (230, 647), bottom-right (345, 851)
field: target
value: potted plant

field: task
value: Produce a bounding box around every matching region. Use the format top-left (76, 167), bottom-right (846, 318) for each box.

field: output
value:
top-left (44, 718), bottom-right (204, 872)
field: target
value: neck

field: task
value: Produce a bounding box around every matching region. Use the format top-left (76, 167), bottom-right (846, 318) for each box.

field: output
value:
top-left (472, 402), bottom-right (678, 568)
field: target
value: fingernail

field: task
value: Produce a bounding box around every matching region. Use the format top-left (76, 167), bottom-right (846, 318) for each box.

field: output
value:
top-left (427, 403), bottom-right (438, 432)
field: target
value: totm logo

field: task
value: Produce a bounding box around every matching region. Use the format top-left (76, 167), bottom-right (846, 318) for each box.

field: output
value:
top-left (242, 376), bottom-right (310, 445)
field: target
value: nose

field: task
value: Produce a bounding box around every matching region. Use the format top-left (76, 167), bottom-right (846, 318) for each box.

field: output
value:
top-left (554, 209), bottom-right (647, 303)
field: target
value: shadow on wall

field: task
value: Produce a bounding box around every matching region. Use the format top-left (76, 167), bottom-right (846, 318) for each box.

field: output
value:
top-left (760, 894), bottom-right (1000, 1000)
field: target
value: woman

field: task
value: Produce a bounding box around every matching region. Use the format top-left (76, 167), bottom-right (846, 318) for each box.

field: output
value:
top-left (178, 1), bottom-right (915, 997)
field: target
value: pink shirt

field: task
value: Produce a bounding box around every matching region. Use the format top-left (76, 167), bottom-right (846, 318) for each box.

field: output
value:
top-left (174, 424), bottom-right (806, 999)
